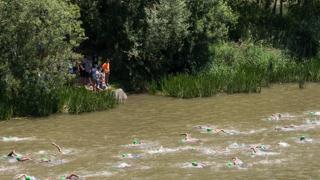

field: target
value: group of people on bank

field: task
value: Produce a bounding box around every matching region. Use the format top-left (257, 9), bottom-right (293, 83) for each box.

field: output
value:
top-left (69, 55), bottom-right (111, 91)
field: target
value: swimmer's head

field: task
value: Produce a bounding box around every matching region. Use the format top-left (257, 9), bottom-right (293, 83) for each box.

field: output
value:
top-left (132, 139), bottom-right (140, 145)
top-left (122, 153), bottom-right (128, 158)
top-left (191, 161), bottom-right (198, 166)
top-left (259, 145), bottom-right (266, 150)
top-left (180, 133), bottom-right (190, 138)
top-left (300, 136), bottom-right (306, 141)
top-left (226, 161), bottom-right (233, 168)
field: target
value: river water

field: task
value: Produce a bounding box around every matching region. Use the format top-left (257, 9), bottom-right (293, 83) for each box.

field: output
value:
top-left (1, 84), bottom-right (320, 179)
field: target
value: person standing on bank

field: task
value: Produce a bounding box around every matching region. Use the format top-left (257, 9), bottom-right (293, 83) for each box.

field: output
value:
top-left (102, 58), bottom-right (110, 86)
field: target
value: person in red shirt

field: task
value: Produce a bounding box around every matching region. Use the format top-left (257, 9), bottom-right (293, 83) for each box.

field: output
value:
top-left (102, 59), bottom-right (110, 86)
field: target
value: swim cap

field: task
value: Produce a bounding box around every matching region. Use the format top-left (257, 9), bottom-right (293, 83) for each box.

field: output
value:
top-left (25, 176), bottom-right (31, 180)
top-left (300, 136), bottom-right (305, 141)
top-left (122, 153), bottom-right (128, 158)
top-left (191, 161), bottom-right (198, 166)
top-left (207, 128), bottom-right (212, 132)
top-left (16, 156), bottom-right (21, 161)
top-left (133, 139), bottom-right (140, 144)
top-left (60, 175), bottom-right (66, 180)
top-left (226, 161), bottom-right (233, 168)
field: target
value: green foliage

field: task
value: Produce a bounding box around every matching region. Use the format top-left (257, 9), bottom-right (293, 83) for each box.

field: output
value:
top-left (0, 0), bottom-right (84, 119)
top-left (227, 0), bottom-right (320, 58)
top-left (75, 0), bottom-right (237, 90)
top-left (157, 42), bottom-right (320, 98)
top-left (15, 73), bottom-right (61, 116)
top-left (125, 0), bottom-right (191, 88)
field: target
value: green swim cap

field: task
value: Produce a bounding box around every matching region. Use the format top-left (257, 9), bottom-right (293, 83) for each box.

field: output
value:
top-left (60, 175), bottom-right (67, 180)
top-left (16, 156), bottom-right (21, 161)
top-left (226, 161), bottom-right (233, 168)
top-left (300, 136), bottom-right (305, 141)
top-left (122, 153), bottom-right (128, 158)
top-left (25, 176), bottom-right (31, 180)
top-left (41, 157), bottom-right (49, 162)
top-left (133, 139), bottom-right (140, 144)
top-left (191, 161), bottom-right (198, 166)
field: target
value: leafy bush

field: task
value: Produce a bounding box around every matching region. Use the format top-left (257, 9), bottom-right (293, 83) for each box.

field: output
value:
top-left (0, 0), bottom-right (84, 119)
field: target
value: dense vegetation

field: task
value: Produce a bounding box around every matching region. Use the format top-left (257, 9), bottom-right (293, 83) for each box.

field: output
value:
top-left (75, 0), bottom-right (320, 90)
top-left (152, 42), bottom-right (320, 98)
top-left (0, 0), bottom-right (319, 119)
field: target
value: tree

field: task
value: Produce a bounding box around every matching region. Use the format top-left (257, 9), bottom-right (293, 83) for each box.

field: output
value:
top-left (286, 0), bottom-right (320, 58)
top-left (184, 0), bottom-right (237, 71)
top-left (125, 0), bottom-right (191, 88)
top-left (0, 0), bottom-right (84, 116)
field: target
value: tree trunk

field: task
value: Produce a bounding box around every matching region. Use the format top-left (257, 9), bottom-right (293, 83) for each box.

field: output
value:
top-left (280, 0), bottom-right (283, 16)
top-left (273, 0), bottom-right (278, 14)
top-left (264, 0), bottom-right (272, 10)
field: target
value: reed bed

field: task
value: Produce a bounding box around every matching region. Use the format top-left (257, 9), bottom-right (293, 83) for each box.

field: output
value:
top-left (58, 87), bottom-right (117, 114)
top-left (0, 87), bottom-right (117, 120)
top-left (151, 43), bottom-right (320, 98)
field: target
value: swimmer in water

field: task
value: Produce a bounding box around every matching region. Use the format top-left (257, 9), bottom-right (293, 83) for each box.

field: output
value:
top-left (299, 135), bottom-right (313, 143)
top-left (15, 174), bottom-right (36, 180)
top-left (8, 150), bottom-right (32, 162)
top-left (132, 138), bottom-right (141, 145)
top-left (61, 174), bottom-right (80, 180)
top-left (214, 128), bottom-right (227, 134)
top-left (232, 157), bottom-right (244, 167)
top-left (180, 133), bottom-right (200, 143)
top-left (250, 146), bottom-right (259, 155)
top-left (269, 113), bottom-right (281, 121)
top-left (250, 144), bottom-right (267, 154)
top-left (191, 161), bottom-right (206, 168)
top-left (39, 156), bottom-right (51, 163)
top-left (274, 124), bottom-right (297, 131)
top-left (194, 125), bottom-right (214, 133)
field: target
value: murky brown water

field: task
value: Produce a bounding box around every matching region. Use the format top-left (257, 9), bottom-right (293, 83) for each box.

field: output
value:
top-left (1, 84), bottom-right (320, 179)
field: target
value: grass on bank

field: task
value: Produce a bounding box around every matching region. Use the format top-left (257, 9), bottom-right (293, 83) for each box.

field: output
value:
top-left (59, 87), bottom-right (117, 114)
top-left (0, 87), bottom-right (118, 120)
top-left (149, 42), bottom-right (320, 98)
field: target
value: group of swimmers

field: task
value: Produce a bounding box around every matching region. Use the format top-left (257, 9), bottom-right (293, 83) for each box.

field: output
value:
top-left (4, 143), bottom-right (80, 180)
top-left (176, 112), bottom-right (319, 168)
top-left (5, 111), bottom-right (320, 178)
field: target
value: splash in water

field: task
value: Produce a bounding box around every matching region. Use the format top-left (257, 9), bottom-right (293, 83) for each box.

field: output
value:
top-left (0, 136), bottom-right (36, 142)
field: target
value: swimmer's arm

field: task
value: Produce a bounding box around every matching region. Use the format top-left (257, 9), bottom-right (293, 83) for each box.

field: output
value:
top-left (67, 174), bottom-right (79, 179)
top-left (220, 129), bottom-right (227, 134)
top-left (51, 142), bottom-right (62, 153)
top-left (15, 174), bottom-right (26, 179)
top-left (21, 156), bottom-right (32, 161)
top-left (8, 150), bottom-right (16, 157)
